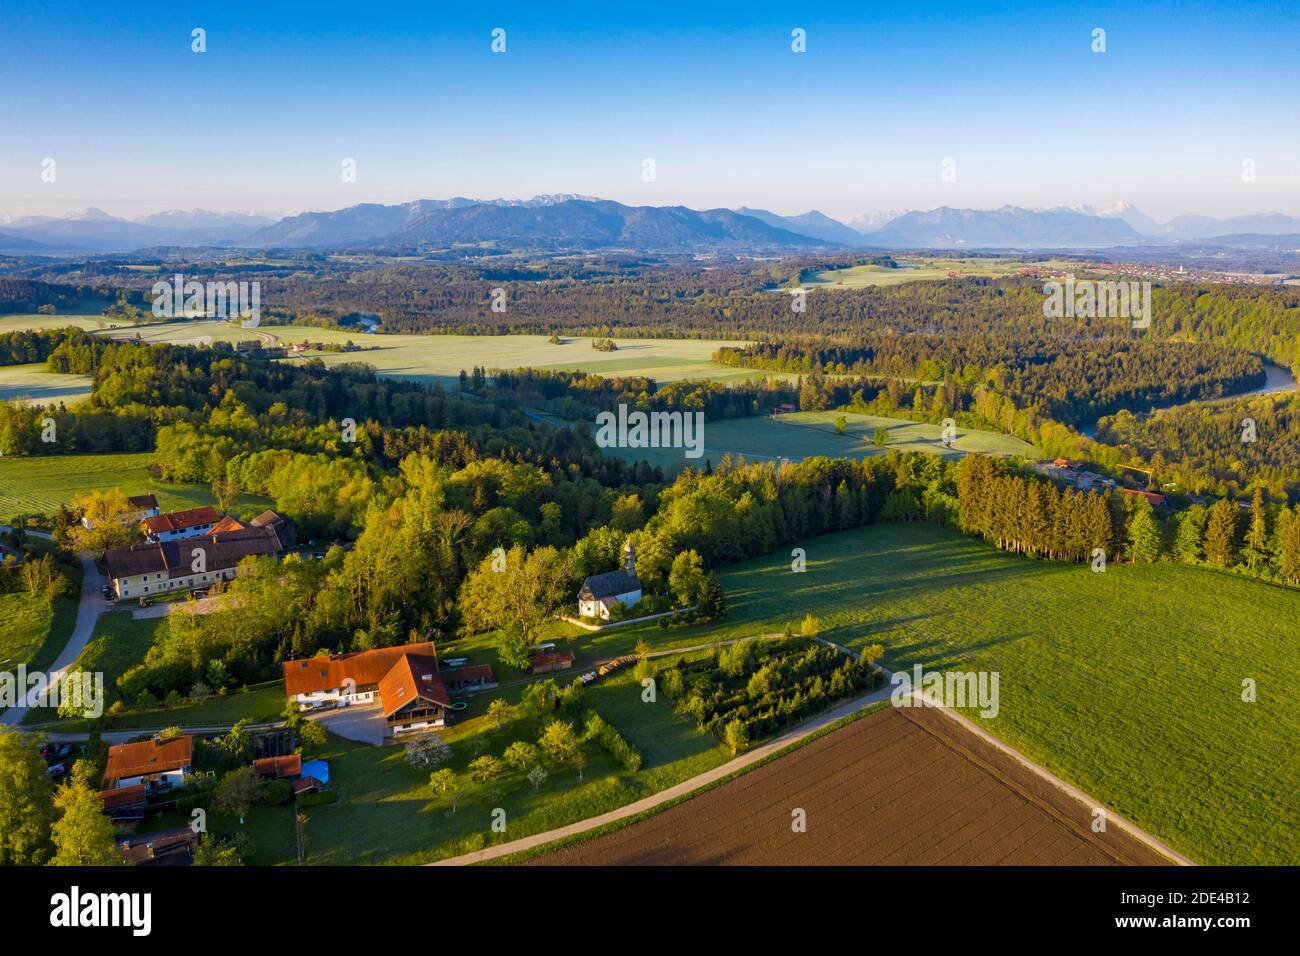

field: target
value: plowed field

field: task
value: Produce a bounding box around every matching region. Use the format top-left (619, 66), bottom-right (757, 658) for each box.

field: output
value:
top-left (529, 706), bottom-right (1171, 866)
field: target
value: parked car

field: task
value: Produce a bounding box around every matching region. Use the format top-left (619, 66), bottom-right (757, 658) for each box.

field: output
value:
top-left (46, 763), bottom-right (68, 780)
top-left (42, 743), bottom-right (72, 761)
top-left (100, 583), bottom-right (110, 596)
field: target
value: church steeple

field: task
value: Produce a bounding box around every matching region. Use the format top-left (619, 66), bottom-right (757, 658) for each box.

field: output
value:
top-left (624, 540), bottom-right (636, 575)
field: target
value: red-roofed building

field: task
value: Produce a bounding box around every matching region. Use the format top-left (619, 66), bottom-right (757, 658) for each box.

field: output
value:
top-left (283, 641), bottom-right (493, 738)
top-left (378, 652), bottom-right (453, 735)
top-left (142, 506), bottom-right (222, 542)
top-left (252, 754), bottom-right (302, 780)
top-left (1120, 488), bottom-right (1167, 507)
top-left (104, 736), bottom-right (192, 791)
top-left (283, 641), bottom-right (437, 708)
top-left (98, 784), bottom-right (148, 829)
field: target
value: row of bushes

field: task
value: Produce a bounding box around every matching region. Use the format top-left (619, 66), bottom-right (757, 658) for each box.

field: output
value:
top-left (582, 711), bottom-right (642, 772)
top-left (660, 638), bottom-right (883, 743)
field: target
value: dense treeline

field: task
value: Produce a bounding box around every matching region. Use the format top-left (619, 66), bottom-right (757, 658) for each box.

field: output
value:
top-left (3, 337), bottom-right (669, 540)
top-left (1097, 392), bottom-right (1300, 501)
top-left (714, 336), bottom-right (1264, 426)
top-left (956, 455), bottom-right (1300, 585)
top-left (477, 367), bottom-right (799, 421)
top-left (0, 328), bottom-right (95, 366)
top-left (110, 445), bottom-right (957, 704)
top-left (0, 278), bottom-right (133, 315)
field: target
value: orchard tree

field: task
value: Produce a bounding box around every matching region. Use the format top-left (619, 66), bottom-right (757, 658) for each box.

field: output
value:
top-left (538, 719), bottom-right (578, 763)
top-left (428, 768), bottom-right (461, 812)
top-left (503, 741), bottom-right (540, 771)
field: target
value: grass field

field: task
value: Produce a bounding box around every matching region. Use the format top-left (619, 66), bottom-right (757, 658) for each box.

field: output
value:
top-left (0, 592), bottom-right (78, 673)
top-left (0, 452), bottom-right (272, 518)
top-left (43, 611), bottom-right (165, 717)
top-left (803, 256), bottom-right (1080, 288)
top-left (0, 363), bottom-right (94, 406)
top-left (0, 314), bottom-right (754, 389)
top-left (299, 666), bottom-right (729, 865)
top-left (589, 521), bottom-right (1298, 865)
top-left (595, 409), bottom-right (1036, 472)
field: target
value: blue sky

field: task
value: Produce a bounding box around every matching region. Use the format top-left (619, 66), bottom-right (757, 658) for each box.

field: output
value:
top-left (2, 0), bottom-right (1297, 222)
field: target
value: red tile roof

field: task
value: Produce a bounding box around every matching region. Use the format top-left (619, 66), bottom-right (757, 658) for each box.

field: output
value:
top-left (252, 754), bottom-right (302, 779)
top-left (104, 736), bottom-right (193, 783)
top-left (1120, 488), bottom-right (1166, 505)
top-left (127, 494), bottom-right (159, 510)
top-left (98, 784), bottom-right (148, 811)
top-left (207, 514), bottom-right (248, 535)
top-left (142, 506), bottom-right (221, 535)
top-left (282, 641), bottom-right (437, 697)
top-left (378, 653), bottom-right (451, 717)
top-left (293, 776), bottom-right (323, 795)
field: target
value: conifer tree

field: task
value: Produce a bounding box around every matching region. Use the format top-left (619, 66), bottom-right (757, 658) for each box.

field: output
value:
top-left (1204, 498), bottom-right (1239, 567)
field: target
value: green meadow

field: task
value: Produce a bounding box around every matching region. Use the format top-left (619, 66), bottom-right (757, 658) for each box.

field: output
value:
top-left (803, 256), bottom-right (1078, 288)
top-left (0, 363), bottom-right (94, 406)
top-left (0, 591), bottom-right (79, 673)
top-left (298, 666), bottom-right (729, 865)
top-left (0, 314), bottom-right (752, 389)
top-left (597, 409), bottom-right (1035, 472)
top-left (0, 452), bottom-right (272, 518)
top-left (586, 521), bottom-right (1298, 865)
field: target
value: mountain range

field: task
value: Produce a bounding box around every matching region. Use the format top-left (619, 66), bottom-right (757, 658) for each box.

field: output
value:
top-left (3, 199), bottom-right (1300, 255)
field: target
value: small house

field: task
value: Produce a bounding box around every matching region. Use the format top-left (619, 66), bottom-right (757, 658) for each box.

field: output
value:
top-left (577, 542), bottom-right (642, 620)
top-left (103, 736), bottom-right (192, 792)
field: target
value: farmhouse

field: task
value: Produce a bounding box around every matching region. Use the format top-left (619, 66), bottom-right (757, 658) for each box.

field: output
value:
top-left (577, 542), bottom-right (642, 620)
top-left (283, 641), bottom-right (493, 736)
top-left (378, 652), bottom-right (452, 735)
top-left (142, 506), bottom-right (222, 542)
top-left (105, 524), bottom-right (284, 599)
top-left (103, 735), bottom-right (192, 791)
top-left (81, 493), bottom-right (160, 530)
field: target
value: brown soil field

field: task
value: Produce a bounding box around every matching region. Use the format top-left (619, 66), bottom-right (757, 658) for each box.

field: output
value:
top-left (528, 706), bottom-right (1173, 866)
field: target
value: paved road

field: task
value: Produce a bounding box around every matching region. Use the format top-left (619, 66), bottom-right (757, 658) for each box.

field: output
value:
top-left (29, 722), bottom-right (285, 745)
top-left (1, 551), bottom-right (110, 727)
